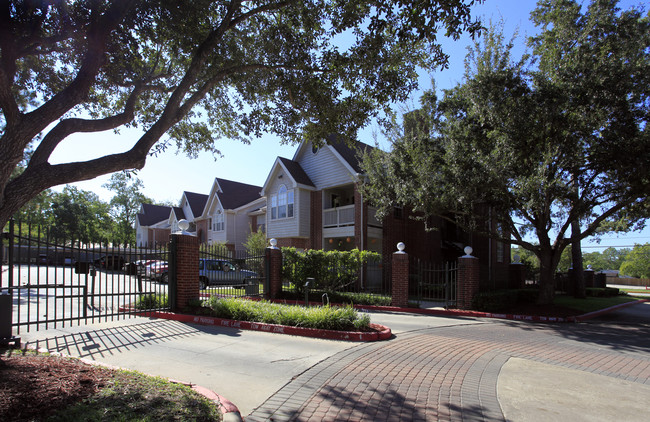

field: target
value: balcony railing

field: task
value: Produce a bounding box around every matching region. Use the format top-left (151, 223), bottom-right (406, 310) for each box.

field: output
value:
top-left (323, 205), bottom-right (355, 228)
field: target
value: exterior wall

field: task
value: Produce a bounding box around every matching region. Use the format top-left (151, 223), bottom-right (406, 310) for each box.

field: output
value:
top-left (195, 219), bottom-right (209, 244)
top-left (273, 237), bottom-right (310, 250)
top-left (381, 209), bottom-right (445, 263)
top-left (297, 141), bottom-right (356, 188)
top-left (147, 228), bottom-right (171, 247)
top-left (310, 190), bottom-right (323, 250)
top-left (265, 170), bottom-right (301, 239)
top-left (354, 186), bottom-right (367, 251)
top-left (297, 188), bottom-right (311, 238)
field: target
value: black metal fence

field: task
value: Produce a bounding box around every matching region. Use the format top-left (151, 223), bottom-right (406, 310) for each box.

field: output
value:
top-left (197, 243), bottom-right (266, 300)
top-left (280, 254), bottom-right (393, 305)
top-left (409, 258), bottom-right (457, 308)
top-left (1, 220), bottom-right (171, 335)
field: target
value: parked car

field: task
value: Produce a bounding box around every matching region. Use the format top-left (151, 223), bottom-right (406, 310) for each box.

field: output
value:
top-left (94, 255), bottom-right (125, 270)
top-left (146, 261), bottom-right (168, 281)
top-left (38, 254), bottom-right (51, 265)
top-left (63, 256), bottom-right (76, 266)
top-left (197, 259), bottom-right (257, 289)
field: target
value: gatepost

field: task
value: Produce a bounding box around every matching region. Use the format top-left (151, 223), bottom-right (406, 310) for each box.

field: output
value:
top-left (169, 220), bottom-right (199, 312)
top-left (457, 246), bottom-right (480, 310)
top-left (265, 238), bottom-right (283, 300)
top-left (391, 242), bottom-right (409, 307)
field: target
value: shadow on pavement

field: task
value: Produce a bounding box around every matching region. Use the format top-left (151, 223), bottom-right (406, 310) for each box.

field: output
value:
top-left (497, 302), bottom-right (650, 355)
top-left (24, 319), bottom-right (243, 359)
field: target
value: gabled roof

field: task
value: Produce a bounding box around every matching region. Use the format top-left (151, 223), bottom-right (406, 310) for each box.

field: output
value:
top-left (171, 207), bottom-right (186, 221)
top-left (326, 134), bottom-right (375, 174)
top-left (215, 178), bottom-right (263, 210)
top-left (137, 203), bottom-right (172, 227)
top-left (278, 157), bottom-right (315, 187)
top-left (182, 191), bottom-right (209, 219)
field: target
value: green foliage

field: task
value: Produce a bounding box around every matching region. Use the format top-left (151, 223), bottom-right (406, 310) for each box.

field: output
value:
top-left (583, 247), bottom-right (630, 271)
top-left (207, 298), bottom-right (371, 331)
top-left (135, 294), bottom-right (169, 310)
top-left (244, 226), bottom-right (267, 254)
top-left (619, 243), bottom-right (650, 279)
top-left (102, 172), bottom-right (151, 247)
top-left (51, 369), bottom-right (222, 421)
top-left (471, 290), bottom-right (519, 313)
top-left (49, 186), bottom-right (111, 245)
top-left (1, 0), bottom-right (483, 228)
top-left (361, 2), bottom-right (650, 305)
top-left (585, 287), bottom-right (620, 298)
top-left (282, 247), bottom-right (380, 293)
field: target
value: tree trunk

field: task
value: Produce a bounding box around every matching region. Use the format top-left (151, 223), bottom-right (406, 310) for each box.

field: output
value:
top-left (537, 249), bottom-right (558, 305)
top-left (572, 220), bottom-right (586, 299)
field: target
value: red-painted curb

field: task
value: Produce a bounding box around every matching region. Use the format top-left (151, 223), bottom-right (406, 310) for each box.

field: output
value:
top-left (573, 298), bottom-right (649, 322)
top-left (144, 311), bottom-right (392, 342)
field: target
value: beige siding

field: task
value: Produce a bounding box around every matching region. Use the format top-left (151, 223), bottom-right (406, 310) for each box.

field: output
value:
top-left (296, 141), bottom-right (356, 189)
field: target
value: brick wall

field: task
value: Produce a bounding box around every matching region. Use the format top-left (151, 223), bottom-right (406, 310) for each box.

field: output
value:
top-left (172, 233), bottom-right (199, 311)
top-left (266, 247), bottom-right (283, 299)
top-left (391, 251), bottom-right (409, 307)
top-left (457, 256), bottom-right (480, 310)
top-left (310, 190), bottom-right (322, 250)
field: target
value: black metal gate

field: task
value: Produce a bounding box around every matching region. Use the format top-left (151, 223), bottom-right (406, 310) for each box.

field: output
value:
top-left (1, 220), bottom-right (171, 338)
top-left (409, 258), bottom-right (457, 308)
top-left (197, 243), bottom-right (266, 300)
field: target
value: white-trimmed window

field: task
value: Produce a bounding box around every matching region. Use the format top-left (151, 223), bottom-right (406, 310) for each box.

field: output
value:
top-left (271, 185), bottom-right (294, 220)
top-left (213, 212), bottom-right (224, 231)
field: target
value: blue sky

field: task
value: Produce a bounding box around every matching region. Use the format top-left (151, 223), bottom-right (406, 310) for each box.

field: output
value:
top-left (51, 0), bottom-right (648, 251)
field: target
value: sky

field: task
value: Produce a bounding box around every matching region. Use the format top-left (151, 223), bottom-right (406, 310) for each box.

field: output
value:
top-left (48, 0), bottom-right (648, 252)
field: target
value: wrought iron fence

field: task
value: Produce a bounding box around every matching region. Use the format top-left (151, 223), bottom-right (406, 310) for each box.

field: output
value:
top-left (197, 244), bottom-right (266, 300)
top-left (280, 253), bottom-right (392, 306)
top-left (1, 220), bottom-right (170, 335)
top-left (409, 258), bottom-right (457, 308)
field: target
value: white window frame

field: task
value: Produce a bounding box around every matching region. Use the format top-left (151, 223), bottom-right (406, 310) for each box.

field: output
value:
top-left (271, 185), bottom-right (294, 220)
top-left (213, 211), bottom-right (224, 232)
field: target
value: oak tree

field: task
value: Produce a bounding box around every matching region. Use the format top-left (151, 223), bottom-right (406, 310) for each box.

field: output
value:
top-left (0, 0), bottom-right (482, 228)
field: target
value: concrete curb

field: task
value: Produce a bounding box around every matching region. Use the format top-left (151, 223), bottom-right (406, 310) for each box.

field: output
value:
top-left (142, 311), bottom-right (392, 341)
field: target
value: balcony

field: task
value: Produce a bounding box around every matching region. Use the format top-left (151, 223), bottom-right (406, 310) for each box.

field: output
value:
top-left (323, 205), bottom-right (355, 228)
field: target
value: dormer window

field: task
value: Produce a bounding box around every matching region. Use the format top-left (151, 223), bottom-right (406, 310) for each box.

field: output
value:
top-left (271, 185), bottom-right (294, 220)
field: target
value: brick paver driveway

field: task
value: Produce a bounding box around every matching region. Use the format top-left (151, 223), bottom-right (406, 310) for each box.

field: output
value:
top-left (248, 308), bottom-right (650, 421)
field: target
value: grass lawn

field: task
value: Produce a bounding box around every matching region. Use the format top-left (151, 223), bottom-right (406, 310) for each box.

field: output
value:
top-left (554, 294), bottom-right (640, 314)
top-left (1, 349), bottom-right (223, 422)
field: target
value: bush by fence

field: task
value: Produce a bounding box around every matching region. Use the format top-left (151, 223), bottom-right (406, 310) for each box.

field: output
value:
top-left (281, 247), bottom-right (380, 294)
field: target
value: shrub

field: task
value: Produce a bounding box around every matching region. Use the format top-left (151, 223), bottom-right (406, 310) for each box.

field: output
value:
top-left (207, 297), bottom-right (371, 331)
top-left (471, 290), bottom-right (518, 312)
top-left (281, 247), bottom-right (380, 294)
top-left (135, 294), bottom-right (168, 310)
top-left (586, 287), bottom-right (620, 297)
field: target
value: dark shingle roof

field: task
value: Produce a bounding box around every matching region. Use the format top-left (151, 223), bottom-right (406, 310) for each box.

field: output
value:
top-left (278, 157), bottom-right (315, 187)
top-left (172, 207), bottom-right (186, 220)
top-left (327, 134), bottom-right (374, 174)
top-left (183, 191), bottom-right (209, 218)
top-left (137, 203), bottom-right (172, 226)
top-left (216, 178), bottom-right (263, 209)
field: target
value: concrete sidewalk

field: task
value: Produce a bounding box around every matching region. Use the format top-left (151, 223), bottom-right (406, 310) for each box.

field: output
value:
top-left (20, 302), bottom-right (650, 421)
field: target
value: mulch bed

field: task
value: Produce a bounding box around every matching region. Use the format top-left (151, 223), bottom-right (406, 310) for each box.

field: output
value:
top-left (0, 353), bottom-right (115, 422)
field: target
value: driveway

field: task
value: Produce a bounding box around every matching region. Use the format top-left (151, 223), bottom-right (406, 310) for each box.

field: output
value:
top-left (20, 301), bottom-right (650, 421)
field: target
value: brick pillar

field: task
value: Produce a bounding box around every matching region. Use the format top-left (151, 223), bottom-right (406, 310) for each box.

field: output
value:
top-left (171, 233), bottom-right (199, 312)
top-left (391, 245), bottom-right (409, 307)
top-left (457, 253), bottom-right (480, 310)
top-left (584, 268), bottom-right (595, 288)
top-left (265, 245), bottom-right (283, 299)
top-left (509, 263), bottom-right (526, 289)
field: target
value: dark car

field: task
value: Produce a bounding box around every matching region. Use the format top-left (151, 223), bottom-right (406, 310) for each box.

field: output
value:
top-left (197, 259), bottom-right (257, 289)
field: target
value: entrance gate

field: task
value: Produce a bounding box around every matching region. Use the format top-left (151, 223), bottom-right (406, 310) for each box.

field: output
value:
top-left (409, 258), bottom-right (457, 308)
top-left (1, 221), bottom-right (171, 339)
